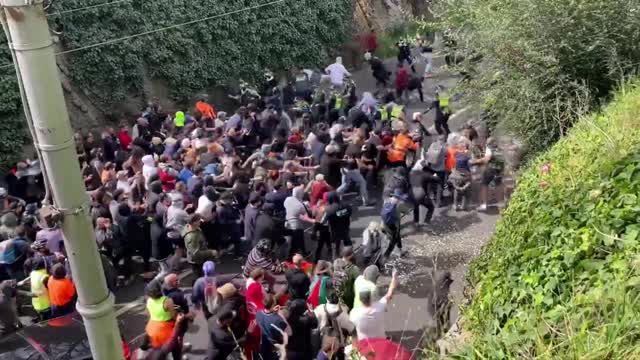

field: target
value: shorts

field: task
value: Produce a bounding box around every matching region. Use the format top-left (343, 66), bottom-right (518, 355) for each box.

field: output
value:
top-left (482, 167), bottom-right (502, 186)
top-left (167, 231), bottom-right (185, 249)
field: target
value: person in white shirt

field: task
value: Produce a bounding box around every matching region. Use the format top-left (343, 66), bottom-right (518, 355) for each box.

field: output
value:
top-left (349, 269), bottom-right (398, 340)
top-left (315, 291), bottom-right (356, 353)
top-left (325, 57), bottom-right (351, 88)
top-left (196, 185), bottom-right (217, 221)
top-left (315, 291), bottom-right (355, 334)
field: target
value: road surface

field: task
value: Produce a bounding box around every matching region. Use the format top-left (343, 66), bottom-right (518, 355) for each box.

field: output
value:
top-left (107, 52), bottom-right (500, 357)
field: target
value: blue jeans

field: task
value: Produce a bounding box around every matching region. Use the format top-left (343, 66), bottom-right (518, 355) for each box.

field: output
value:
top-left (337, 170), bottom-right (369, 203)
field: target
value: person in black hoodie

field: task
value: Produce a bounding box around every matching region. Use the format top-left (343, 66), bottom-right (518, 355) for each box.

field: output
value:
top-left (321, 192), bottom-right (353, 258)
top-left (285, 298), bottom-right (318, 360)
top-left (410, 161), bottom-right (439, 225)
top-left (254, 203), bottom-right (286, 251)
top-left (285, 265), bottom-right (311, 301)
top-left (319, 145), bottom-right (343, 189)
top-left (207, 308), bottom-right (242, 360)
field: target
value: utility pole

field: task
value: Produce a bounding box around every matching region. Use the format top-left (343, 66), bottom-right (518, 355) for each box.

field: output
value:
top-left (0, 1), bottom-right (123, 359)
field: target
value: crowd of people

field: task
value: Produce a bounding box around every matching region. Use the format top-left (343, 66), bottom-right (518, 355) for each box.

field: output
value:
top-left (0, 35), bottom-right (520, 359)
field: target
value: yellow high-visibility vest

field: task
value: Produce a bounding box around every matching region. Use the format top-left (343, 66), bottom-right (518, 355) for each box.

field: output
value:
top-left (147, 296), bottom-right (173, 322)
top-left (391, 105), bottom-right (404, 120)
top-left (334, 97), bottom-right (343, 110)
top-left (440, 96), bottom-right (450, 112)
top-left (174, 111), bottom-right (185, 128)
top-left (30, 269), bottom-right (50, 311)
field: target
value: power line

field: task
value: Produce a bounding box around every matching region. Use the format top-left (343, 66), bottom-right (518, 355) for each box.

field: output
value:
top-left (46, 0), bottom-right (134, 17)
top-left (57, 0), bottom-right (286, 55)
top-left (0, 0), bottom-right (286, 69)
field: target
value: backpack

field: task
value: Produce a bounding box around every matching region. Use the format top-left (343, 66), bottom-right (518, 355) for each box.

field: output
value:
top-left (454, 152), bottom-right (471, 172)
top-left (426, 142), bottom-right (446, 166)
top-left (321, 305), bottom-right (346, 345)
top-left (488, 145), bottom-right (505, 173)
top-left (203, 277), bottom-right (220, 314)
top-left (381, 201), bottom-right (397, 226)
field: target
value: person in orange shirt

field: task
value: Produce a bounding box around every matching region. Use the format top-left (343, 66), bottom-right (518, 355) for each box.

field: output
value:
top-left (47, 263), bottom-right (77, 318)
top-left (387, 122), bottom-right (419, 168)
top-left (195, 99), bottom-right (216, 121)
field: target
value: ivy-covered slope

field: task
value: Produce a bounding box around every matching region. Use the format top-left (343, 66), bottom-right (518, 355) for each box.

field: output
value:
top-left (458, 82), bottom-right (640, 358)
top-left (53, 0), bottom-right (353, 107)
top-left (0, 0), bottom-right (354, 169)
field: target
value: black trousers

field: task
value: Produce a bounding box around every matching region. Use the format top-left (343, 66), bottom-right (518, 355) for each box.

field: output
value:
top-left (314, 224), bottom-right (332, 262)
top-left (384, 223), bottom-right (402, 256)
top-left (412, 187), bottom-right (435, 224)
top-left (288, 228), bottom-right (307, 257)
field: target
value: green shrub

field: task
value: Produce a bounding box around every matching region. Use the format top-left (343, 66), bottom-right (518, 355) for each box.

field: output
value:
top-left (0, 31), bottom-right (28, 173)
top-left (0, 0), bottom-right (354, 170)
top-left (52, 0), bottom-right (354, 106)
top-left (432, 0), bottom-right (640, 156)
top-left (455, 82), bottom-right (640, 358)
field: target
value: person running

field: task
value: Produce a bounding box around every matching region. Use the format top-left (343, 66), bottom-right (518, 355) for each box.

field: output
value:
top-left (386, 122), bottom-right (419, 168)
top-left (381, 189), bottom-right (408, 258)
top-left (325, 57), bottom-right (351, 89)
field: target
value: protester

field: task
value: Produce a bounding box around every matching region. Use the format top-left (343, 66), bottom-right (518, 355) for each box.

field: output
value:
top-left (285, 255), bottom-right (312, 301)
top-left (256, 294), bottom-right (290, 360)
top-left (0, 55), bottom-right (499, 357)
top-left (307, 260), bottom-right (333, 307)
top-left (183, 214), bottom-right (218, 277)
top-left (350, 269), bottom-right (398, 340)
top-left (325, 57), bottom-right (351, 88)
top-left (352, 265), bottom-right (380, 310)
top-left (207, 308), bottom-right (241, 360)
top-left (314, 291), bottom-right (355, 359)
top-left (332, 247), bottom-right (360, 309)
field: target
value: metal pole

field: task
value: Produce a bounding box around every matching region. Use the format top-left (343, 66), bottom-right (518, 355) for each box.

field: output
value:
top-left (0, 1), bottom-right (124, 359)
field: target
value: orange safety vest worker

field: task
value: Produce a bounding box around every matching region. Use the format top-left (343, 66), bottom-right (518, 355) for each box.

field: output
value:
top-left (387, 132), bottom-right (418, 163)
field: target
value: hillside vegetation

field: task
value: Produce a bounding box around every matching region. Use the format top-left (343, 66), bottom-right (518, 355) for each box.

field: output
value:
top-left (0, 0), bottom-right (353, 169)
top-left (432, 0), bottom-right (640, 156)
top-left (457, 82), bottom-right (640, 358)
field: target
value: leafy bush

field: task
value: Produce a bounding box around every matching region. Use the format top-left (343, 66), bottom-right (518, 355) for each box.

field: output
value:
top-left (51, 0), bottom-right (354, 107)
top-left (0, 31), bottom-right (28, 173)
top-left (0, 0), bottom-right (354, 169)
top-left (456, 82), bottom-right (640, 358)
top-left (431, 0), bottom-right (640, 155)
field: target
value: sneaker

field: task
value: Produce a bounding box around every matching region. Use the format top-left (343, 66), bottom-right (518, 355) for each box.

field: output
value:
top-left (399, 249), bottom-right (409, 257)
top-left (478, 204), bottom-right (488, 211)
top-left (362, 200), bottom-right (376, 207)
top-left (182, 342), bottom-right (192, 352)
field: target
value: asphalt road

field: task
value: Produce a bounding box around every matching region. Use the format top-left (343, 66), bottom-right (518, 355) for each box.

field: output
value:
top-left (107, 52), bottom-right (500, 358)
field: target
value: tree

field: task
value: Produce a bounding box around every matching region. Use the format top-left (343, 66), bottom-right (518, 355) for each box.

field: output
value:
top-left (432, 0), bottom-right (640, 154)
